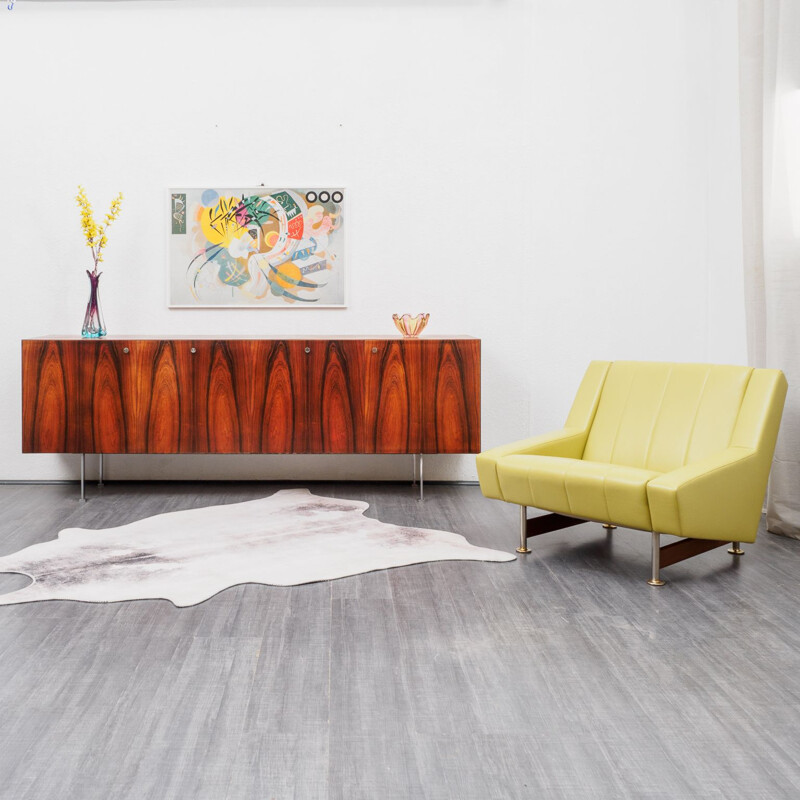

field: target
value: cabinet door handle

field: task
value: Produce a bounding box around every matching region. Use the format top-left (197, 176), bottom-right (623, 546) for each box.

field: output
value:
top-left (371, 347), bottom-right (378, 354)
top-left (122, 347), bottom-right (130, 354)
top-left (190, 347), bottom-right (197, 354)
top-left (305, 346), bottom-right (311, 354)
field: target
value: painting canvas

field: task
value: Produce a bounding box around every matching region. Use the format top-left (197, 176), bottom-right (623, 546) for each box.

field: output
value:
top-left (169, 187), bottom-right (345, 307)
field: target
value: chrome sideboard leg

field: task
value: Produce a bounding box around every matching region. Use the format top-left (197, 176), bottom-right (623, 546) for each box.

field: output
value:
top-left (79, 453), bottom-right (86, 503)
top-left (98, 453), bottom-right (104, 487)
top-left (419, 454), bottom-right (424, 501)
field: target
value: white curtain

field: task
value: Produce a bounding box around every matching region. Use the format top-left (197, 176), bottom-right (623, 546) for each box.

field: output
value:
top-left (739, 0), bottom-right (800, 538)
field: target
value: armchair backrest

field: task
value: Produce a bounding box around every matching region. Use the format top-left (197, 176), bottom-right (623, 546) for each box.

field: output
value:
top-left (580, 361), bottom-right (784, 473)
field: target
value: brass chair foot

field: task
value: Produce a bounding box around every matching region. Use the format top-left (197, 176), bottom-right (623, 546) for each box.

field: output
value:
top-left (647, 578), bottom-right (666, 586)
top-left (728, 546), bottom-right (745, 555)
top-left (516, 546), bottom-right (531, 554)
top-left (602, 524), bottom-right (617, 530)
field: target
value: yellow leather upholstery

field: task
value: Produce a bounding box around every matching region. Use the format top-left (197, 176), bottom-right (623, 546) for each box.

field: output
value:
top-left (476, 361), bottom-right (610, 499)
top-left (583, 362), bottom-right (753, 473)
top-left (497, 455), bottom-right (659, 531)
top-left (478, 361), bottom-right (787, 544)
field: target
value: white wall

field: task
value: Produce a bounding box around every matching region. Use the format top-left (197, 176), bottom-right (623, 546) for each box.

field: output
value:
top-left (0, 0), bottom-right (746, 483)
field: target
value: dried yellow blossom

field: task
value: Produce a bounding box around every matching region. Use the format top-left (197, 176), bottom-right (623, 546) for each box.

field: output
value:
top-left (76, 186), bottom-right (123, 273)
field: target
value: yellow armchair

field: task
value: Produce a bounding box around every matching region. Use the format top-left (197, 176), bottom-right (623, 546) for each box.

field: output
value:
top-left (477, 361), bottom-right (787, 585)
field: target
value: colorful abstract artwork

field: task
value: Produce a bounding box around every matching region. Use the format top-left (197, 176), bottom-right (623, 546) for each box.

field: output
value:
top-left (169, 187), bottom-right (345, 307)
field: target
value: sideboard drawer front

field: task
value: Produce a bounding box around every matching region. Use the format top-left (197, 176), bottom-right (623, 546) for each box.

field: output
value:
top-left (422, 340), bottom-right (481, 454)
top-left (81, 340), bottom-right (188, 454)
top-left (365, 339), bottom-right (422, 454)
top-left (81, 341), bottom-right (125, 453)
top-left (261, 341), bottom-right (306, 455)
top-left (22, 340), bottom-right (82, 453)
top-left (192, 340), bottom-right (305, 455)
top-left (150, 341), bottom-right (193, 454)
top-left (305, 340), bottom-right (366, 454)
top-left (195, 340), bottom-right (242, 454)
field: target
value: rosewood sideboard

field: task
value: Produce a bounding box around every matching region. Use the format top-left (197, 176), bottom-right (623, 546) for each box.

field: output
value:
top-left (22, 336), bottom-right (481, 499)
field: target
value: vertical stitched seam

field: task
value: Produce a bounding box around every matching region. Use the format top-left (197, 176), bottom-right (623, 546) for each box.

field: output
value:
top-left (608, 370), bottom-right (635, 465)
top-left (578, 363), bottom-right (611, 459)
top-left (675, 496), bottom-right (685, 538)
top-left (527, 470), bottom-right (538, 508)
top-left (681, 367), bottom-right (712, 467)
top-left (563, 464), bottom-right (575, 515)
top-left (729, 369), bottom-right (755, 448)
top-left (601, 469), bottom-right (611, 522)
top-left (642, 366), bottom-right (672, 471)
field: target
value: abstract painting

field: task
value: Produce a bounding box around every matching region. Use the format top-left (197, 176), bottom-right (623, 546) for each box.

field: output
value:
top-left (169, 187), bottom-right (345, 307)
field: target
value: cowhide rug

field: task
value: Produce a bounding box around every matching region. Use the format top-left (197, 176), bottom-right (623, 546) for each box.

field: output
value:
top-left (0, 489), bottom-right (514, 607)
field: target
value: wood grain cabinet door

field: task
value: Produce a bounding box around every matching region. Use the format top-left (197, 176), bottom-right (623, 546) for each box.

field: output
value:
top-left (262, 341), bottom-right (307, 454)
top-left (192, 340), bottom-right (306, 454)
top-left (22, 340), bottom-right (82, 453)
top-left (305, 340), bottom-right (366, 454)
top-left (421, 340), bottom-right (481, 453)
top-left (81, 340), bottom-right (189, 454)
top-left (364, 340), bottom-right (422, 453)
top-left (151, 341), bottom-right (194, 453)
top-left (192, 340), bottom-right (241, 454)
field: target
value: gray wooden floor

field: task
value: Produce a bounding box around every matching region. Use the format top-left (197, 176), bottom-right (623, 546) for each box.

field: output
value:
top-left (0, 482), bottom-right (798, 799)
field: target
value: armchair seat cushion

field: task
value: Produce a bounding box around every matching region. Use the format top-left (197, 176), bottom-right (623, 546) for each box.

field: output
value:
top-left (496, 455), bottom-right (662, 531)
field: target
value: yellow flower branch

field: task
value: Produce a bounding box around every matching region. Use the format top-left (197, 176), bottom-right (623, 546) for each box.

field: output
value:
top-left (75, 186), bottom-right (124, 274)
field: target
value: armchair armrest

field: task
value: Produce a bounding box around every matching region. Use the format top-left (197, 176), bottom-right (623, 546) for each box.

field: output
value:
top-left (647, 447), bottom-right (765, 542)
top-left (477, 427), bottom-right (588, 500)
top-left (477, 361), bottom-right (610, 501)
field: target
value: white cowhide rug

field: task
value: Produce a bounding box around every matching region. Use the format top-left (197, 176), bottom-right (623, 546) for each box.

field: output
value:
top-left (0, 489), bottom-right (514, 607)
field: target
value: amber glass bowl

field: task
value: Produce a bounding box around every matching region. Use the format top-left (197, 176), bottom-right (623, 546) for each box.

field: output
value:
top-left (392, 313), bottom-right (430, 338)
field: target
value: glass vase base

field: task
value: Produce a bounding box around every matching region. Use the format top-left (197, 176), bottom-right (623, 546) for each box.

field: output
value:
top-left (81, 270), bottom-right (106, 339)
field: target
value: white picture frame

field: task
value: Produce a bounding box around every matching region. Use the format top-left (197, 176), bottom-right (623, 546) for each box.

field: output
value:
top-left (168, 187), bottom-right (346, 308)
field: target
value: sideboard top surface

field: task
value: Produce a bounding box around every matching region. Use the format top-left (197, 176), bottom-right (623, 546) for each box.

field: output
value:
top-left (23, 335), bottom-right (479, 342)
